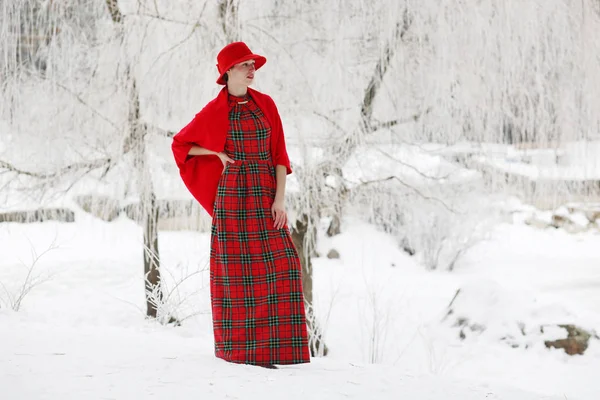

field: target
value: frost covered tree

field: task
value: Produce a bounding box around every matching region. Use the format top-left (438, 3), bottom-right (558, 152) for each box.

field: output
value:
top-left (1, 0), bottom-right (599, 350)
top-left (103, 0), bottom-right (167, 321)
top-left (273, 0), bottom-right (600, 274)
top-left (0, 0), bottom-right (174, 321)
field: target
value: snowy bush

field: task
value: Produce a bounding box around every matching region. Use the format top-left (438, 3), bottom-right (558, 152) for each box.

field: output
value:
top-left (347, 144), bottom-right (495, 271)
top-left (144, 257), bottom-right (210, 326)
top-left (401, 191), bottom-right (496, 271)
top-left (0, 240), bottom-right (56, 311)
top-left (362, 188), bottom-right (495, 271)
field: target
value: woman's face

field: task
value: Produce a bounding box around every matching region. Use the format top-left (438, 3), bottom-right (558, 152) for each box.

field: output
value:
top-left (227, 59), bottom-right (256, 87)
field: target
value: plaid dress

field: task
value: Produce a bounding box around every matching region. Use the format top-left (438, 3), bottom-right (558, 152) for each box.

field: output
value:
top-left (209, 93), bottom-right (310, 366)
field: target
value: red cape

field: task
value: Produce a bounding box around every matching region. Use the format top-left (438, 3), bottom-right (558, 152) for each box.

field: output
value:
top-left (172, 87), bottom-right (292, 217)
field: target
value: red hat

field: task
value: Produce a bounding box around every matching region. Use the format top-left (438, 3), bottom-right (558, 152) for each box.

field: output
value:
top-left (216, 42), bottom-right (266, 85)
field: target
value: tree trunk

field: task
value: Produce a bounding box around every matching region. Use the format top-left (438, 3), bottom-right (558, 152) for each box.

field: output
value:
top-left (332, 11), bottom-right (412, 162)
top-left (324, 9), bottom-right (413, 236)
top-left (218, 0), bottom-right (240, 43)
top-left (129, 77), bottom-right (165, 319)
top-left (142, 190), bottom-right (162, 318)
top-left (291, 213), bottom-right (328, 357)
top-left (292, 10), bottom-right (413, 352)
top-left (105, 0), bottom-right (166, 320)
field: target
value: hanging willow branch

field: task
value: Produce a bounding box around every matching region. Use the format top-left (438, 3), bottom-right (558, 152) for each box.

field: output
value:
top-left (0, 157), bottom-right (112, 180)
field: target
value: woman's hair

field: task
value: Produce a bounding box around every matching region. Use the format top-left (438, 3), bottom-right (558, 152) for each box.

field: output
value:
top-left (223, 73), bottom-right (229, 83)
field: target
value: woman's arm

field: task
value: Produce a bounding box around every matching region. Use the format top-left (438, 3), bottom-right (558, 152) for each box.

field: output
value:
top-left (188, 146), bottom-right (234, 167)
top-left (271, 165), bottom-right (288, 229)
top-left (188, 146), bottom-right (217, 156)
top-left (274, 165), bottom-right (287, 201)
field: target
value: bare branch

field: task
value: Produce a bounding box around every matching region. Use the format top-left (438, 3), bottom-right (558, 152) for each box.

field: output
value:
top-left (144, 123), bottom-right (175, 137)
top-left (122, 12), bottom-right (196, 26)
top-left (360, 12), bottom-right (412, 127)
top-left (141, 18), bottom-right (206, 81)
top-left (246, 22), bottom-right (311, 83)
top-left (313, 111), bottom-right (346, 134)
top-left (0, 157), bottom-right (112, 180)
top-left (374, 148), bottom-right (452, 181)
top-left (351, 175), bottom-right (459, 214)
top-left (0, 237), bottom-right (60, 311)
top-left (105, 0), bottom-right (123, 24)
top-left (372, 107), bottom-right (432, 130)
top-left (219, 0), bottom-right (240, 43)
top-left (332, 8), bottom-right (413, 162)
top-left (53, 81), bottom-right (120, 132)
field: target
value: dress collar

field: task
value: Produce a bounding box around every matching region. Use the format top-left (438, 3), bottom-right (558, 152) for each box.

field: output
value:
top-left (227, 91), bottom-right (251, 107)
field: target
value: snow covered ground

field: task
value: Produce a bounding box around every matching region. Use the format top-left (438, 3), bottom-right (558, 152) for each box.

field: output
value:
top-left (1, 207), bottom-right (599, 399)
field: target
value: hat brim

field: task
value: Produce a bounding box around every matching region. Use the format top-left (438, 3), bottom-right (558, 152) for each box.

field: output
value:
top-left (216, 54), bottom-right (266, 85)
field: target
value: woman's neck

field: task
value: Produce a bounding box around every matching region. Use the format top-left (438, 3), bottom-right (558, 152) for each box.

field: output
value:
top-left (227, 84), bottom-right (248, 97)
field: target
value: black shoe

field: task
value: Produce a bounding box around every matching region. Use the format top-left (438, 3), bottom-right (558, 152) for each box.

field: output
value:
top-left (258, 364), bottom-right (278, 369)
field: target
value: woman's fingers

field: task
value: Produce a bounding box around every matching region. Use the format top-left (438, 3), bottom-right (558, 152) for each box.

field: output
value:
top-left (274, 210), bottom-right (280, 229)
top-left (273, 208), bottom-right (279, 229)
top-left (218, 152), bottom-right (235, 167)
top-left (273, 209), bottom-right (287, 229)
top-left (219, 154), bottom-right (235, 173)
top-left (270, 202), bottom-right (288, 229)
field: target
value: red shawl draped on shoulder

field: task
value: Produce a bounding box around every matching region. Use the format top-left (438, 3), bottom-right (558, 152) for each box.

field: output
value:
top-left (171, 87), bottom-right (292, 216)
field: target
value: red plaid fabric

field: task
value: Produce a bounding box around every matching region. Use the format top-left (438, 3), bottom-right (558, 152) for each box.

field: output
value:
top-left (209, 93), bottom-right (310, 366)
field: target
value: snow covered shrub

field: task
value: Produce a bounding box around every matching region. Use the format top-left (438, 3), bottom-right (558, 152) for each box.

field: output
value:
top-left (401, 188), bottom-right (495, 271)
top-left (343, 140), bottom-right (500, 270)
top-left (355, 177), bottom-right (495, 271)
top-left (360, 188), bottom-right (415, 255)
top-left (357, 273), bottom-right (396, 364)
top-left (144, 258), bottom-right (210, 326)
top-left (0, 240), bottom-right (56, 311)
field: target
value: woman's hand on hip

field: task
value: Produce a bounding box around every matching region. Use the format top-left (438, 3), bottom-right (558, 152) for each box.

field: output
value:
top-left (217, 152), bottom-right (235, 170)
top-left (271, 197), bottom-right (287, 229)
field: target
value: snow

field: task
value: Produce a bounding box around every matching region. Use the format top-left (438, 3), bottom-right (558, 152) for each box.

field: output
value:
top-left (475, 141), bottom-right (600, 181)
top-left (1, 320), bottom-right (563, 400)
top-left (1, 210), bottom-right (599, 399)
top-left (425, 140), bottom-right (600, 182)
top-left (343, 142), bottom-right (479, 188)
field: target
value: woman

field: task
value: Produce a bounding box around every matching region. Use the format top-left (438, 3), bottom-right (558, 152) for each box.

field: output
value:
top-left (171, 42), bottom-right (310, 368)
